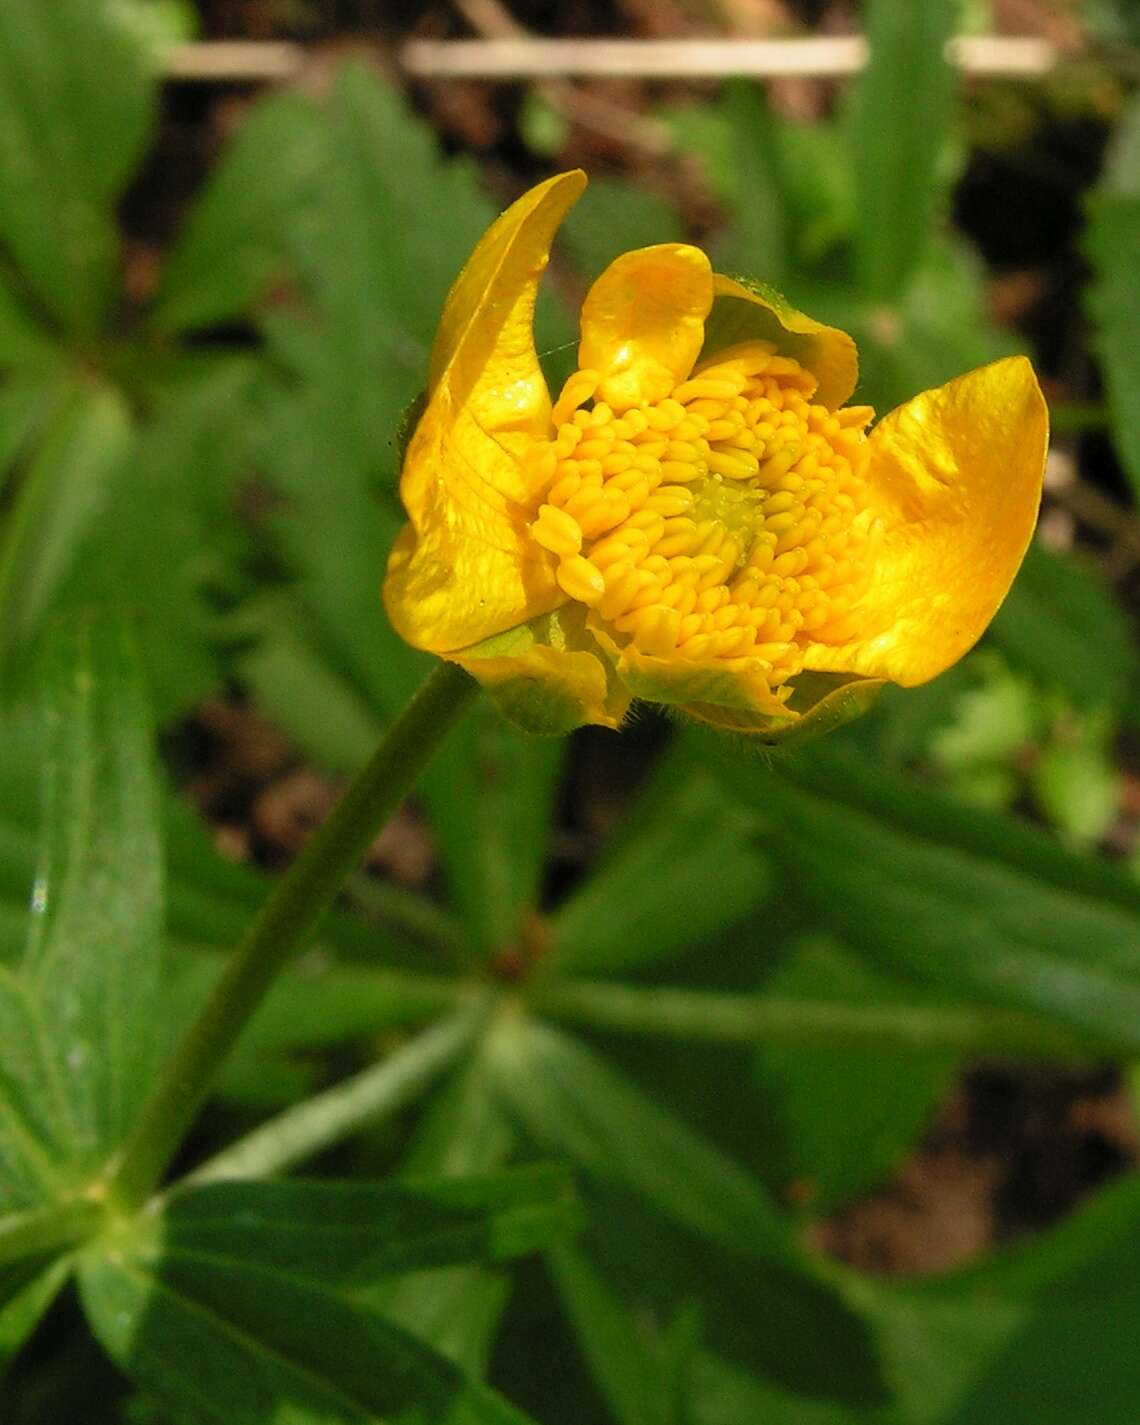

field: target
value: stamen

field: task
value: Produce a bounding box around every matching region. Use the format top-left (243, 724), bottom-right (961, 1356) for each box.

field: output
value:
top-left (534, 344), bottom-right (876, 703)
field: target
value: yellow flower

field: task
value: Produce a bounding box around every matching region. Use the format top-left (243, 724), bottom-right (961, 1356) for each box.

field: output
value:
top-left (384, 171), bottom-right (1048, 739)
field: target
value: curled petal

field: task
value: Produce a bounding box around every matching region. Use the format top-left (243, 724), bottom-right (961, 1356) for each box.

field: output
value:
top-left (578, 245), bottom-right (714, 410)
top-left (688, 672), bottom-right (886, 745)
top-left (451, 607), bottom-right (631, 733)
top-left (701, 274), bottom-right (858, 409)
top-left (384, 171), bottom-right (586, 653)
top-left (802, 356), bottom-right (1048, 686)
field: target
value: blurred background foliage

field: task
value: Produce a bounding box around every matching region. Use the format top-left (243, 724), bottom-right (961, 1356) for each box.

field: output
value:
top-left (1, 0), bottom-right (1140, 1422)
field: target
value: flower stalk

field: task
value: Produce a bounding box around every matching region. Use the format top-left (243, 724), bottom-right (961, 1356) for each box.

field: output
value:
top-left (103, 661), bottom-right (478, 1216)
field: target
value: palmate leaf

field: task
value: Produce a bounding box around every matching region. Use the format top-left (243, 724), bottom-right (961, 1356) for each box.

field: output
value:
top-left (703, 734), bottom-right (1140, 1051)
top-left (77, 1176), bottom-right (559, 1425)
top-left (0, 0), bottom-right (155, 334)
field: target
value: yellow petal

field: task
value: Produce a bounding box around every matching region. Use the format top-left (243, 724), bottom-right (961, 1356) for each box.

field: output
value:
top-left (802, 356), bottom-right (1048, 686)
top-left (451, 606), bottom-right (631, 732)
top-left (384, 171), bottom-right (587, 653)
top-left (578, 245), bottom-right (714, 410)
top-left (701, 274), bottom-right (858, 409)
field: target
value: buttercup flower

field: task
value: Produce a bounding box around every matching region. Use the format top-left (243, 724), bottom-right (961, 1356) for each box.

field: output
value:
top-left (384, 171), bottom-right (1048, 739)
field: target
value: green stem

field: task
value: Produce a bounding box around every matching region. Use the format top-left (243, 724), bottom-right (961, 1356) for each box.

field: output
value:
top-left (104, 663), bottom-right (478, 1215)
top-left (536, 979), bottom-right (1101, 1058)
top-left (187, 1005), bottom-right (486, 1185)
top-left (0, 1199), bottom-right (105, 1269)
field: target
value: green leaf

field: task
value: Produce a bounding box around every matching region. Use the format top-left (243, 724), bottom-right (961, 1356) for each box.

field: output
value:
top-left (0, 279), bottom-right (56, 373)
top-left (0, 1256), bottom-right (70, 1378)
top-left (20, 617), bottom-right (164, 1172)
top-left (1032, 731), bottom-right (1120, 850)
top-left (707, 736), bottom-right (1140, 1050)
top-left (558, 175), bottom-right (685, 282)
top-left (1084, 192), bottom-right (1140, 501)
top-left (0, 0), bottom-right (155, 333)
top-left (552, 1181), bottom-right (887, 1411)
top-left (421, 703), bottom-right (565, 954)
top-left (79, 1228), bottom-right (537, 1425)
top-left (0, 969), bottom-right (70, 1208)
top-left (989, 545), bottom-right (1137, 712)
top-left (550, 760), bottom-right (769, 977)
top-left (59, 358), bottom-right (256, 721)
top-left (154, 91), bottom-right (324, 332)
top-left (860, 1173), bottom-right (1140, 1425)
top-left (261, 62), bottom-right (495, 487)
top-left (157, 1168), bottom-right (578, 1285)
top-left (0, 388), bottom-right (133, 678)
top-left (849, 0), bottom-right (956, 299)
top-left (752, 937), bottom-right (953, 1215)
top-left (548, 1240), bottom-right (691, 1425)
top-left (0, 376), bottom-right (66, 505)
top-left (368, 1053), bottom-right (518, 1377)
top-left (797, 237), bottom-right (1016, 416)
top-left (238, 600), bottom-right (387, 774)
top-left (689, 1350), bottom-right (877, 1425)
top-left (712, 82), bottom-right (788, 282)
top-left (487, 1017), bottom-right (790, 1261)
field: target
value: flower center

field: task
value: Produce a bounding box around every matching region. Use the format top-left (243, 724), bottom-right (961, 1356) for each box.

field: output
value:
top-left (527, 343), bottom-right (877, 701)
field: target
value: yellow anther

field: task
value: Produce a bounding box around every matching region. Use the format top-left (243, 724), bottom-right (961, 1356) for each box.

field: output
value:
top-left (548, 471), bottom-right (581, 506)
top-left (535, 350), bottom-right (878, 700)
top-left (531, 503), bottom-right (583, 558)
top-left (578, 495), bottom-right (631, 541)
top-left (677, 613), bottom-right (705, 644)
top-left (677, 633), bottom-right (716, 660)
top-left (705, 417), bottom-right (744, 442)
top-left (647, 489), bottom-right (695, 517)
top-left (696, 586), bottom-right (730, 614)
top-left (763, 490), bottom-right (799, 517)
top-left (674, 377), bottom-right (745, 403)
top-left (590, 539), bottom-right (635, 571)
top-left (557, 554), bottom-right (606, 604)
top-left (576, 438), bottom-right (613, 461)
top-left (660, 460), bottom-right (705, 484)
top-left (645, 400), bottom-right (686, 431)
top-left (632, 605), bottom-right (681, 657)
top-left (553, 369), bottom-right (599, 427)
top-left (664, 440), bottom-right (705, 464)
top-left (525, 443), bottom-right (559, 483)
top-left (707, 449), bottom-right (759, 481)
